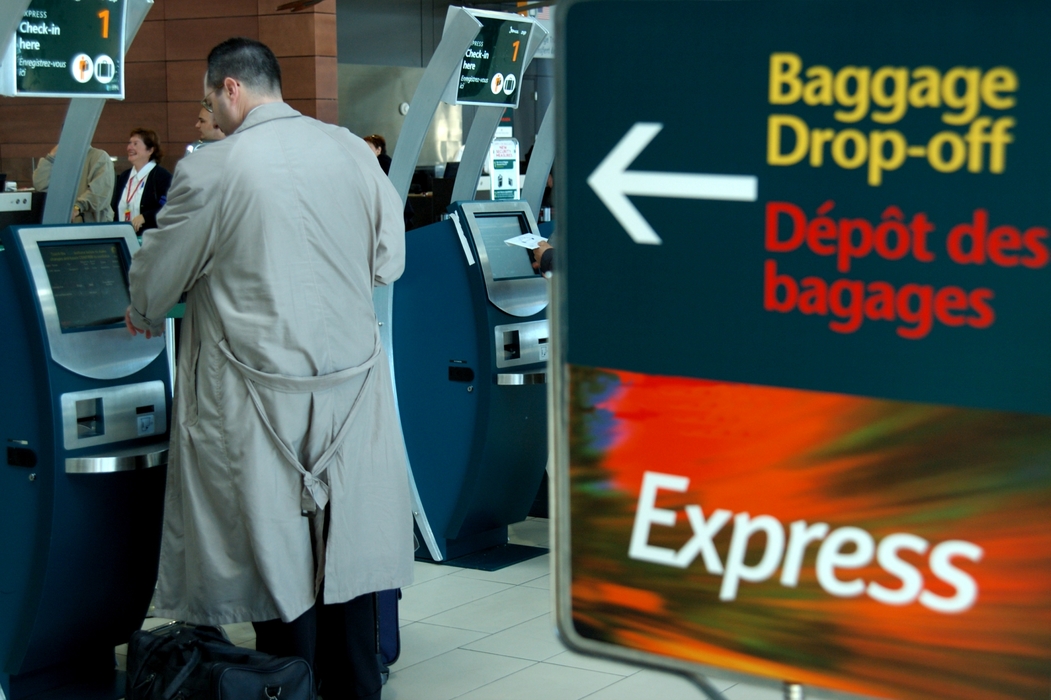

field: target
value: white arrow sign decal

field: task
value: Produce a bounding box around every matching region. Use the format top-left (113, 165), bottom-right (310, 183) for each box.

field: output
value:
top-left (587, 122), bottom-right (759, 245)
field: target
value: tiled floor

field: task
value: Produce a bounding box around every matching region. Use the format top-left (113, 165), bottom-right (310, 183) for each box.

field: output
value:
top-left (120, 518), bottom-right (786, 700)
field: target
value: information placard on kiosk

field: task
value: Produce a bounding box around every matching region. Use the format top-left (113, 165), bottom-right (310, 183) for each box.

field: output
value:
top-left (0, 0), bottom-right (127, 98)
top-left (393, 200), bottom-right (548, 562)
top-left (0, 222), bottom-right (168, 699)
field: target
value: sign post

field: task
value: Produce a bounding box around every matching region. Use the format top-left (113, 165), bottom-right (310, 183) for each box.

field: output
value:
top-left (553, 2), bottom-right (1051, 700)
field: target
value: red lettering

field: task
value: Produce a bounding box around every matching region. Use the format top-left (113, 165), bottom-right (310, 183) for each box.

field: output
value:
top-left (947, 209), bottom-right (987, 264)
top-left (828, 279), bottom-right (864, 333)
top-left (896, 284), bottom-right (934, 339)
top-left (837, 219), bottom-right (873, 273)
top-left (967, 288), bottom-right (996, 328)
top-left (1021, 227), bottom-right (1050, 269)
top-left (806, 217), bottom-right (837, 256)
top-left (864, 281), bottom-right (896, 321)
top-left (986, 225), bottom-right (1021, 267)
top-left (766, 202), bottom-right (806, 252)
top-left (934, 287), bottom-right (968, 327)
top-left (908, 212), bottom-right (937, 262)
top-left (764, 260), bottom-right (798, 312)
top-left (874, 210), bottom-right (910, 260)
top-left (798, 276), bottom-right (828, 314)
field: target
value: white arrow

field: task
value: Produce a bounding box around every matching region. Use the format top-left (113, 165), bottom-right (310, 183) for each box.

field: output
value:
top-left (587, 122), bottom-right (758, 245)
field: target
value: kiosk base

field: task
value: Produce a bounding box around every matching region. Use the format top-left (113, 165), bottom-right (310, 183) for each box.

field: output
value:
top-left (415, 523), bottom-right (547, 571)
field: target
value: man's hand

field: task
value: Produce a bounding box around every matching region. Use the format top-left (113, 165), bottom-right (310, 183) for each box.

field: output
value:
top-left (532, 240), bottom-right (553, 270)
top-left (125, 306), bottom-right (162, 339)
top-left (131, 214), bottom-right (146, 232)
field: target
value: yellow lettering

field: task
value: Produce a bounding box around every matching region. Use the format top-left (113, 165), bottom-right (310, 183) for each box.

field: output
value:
top-left (770, 53), bottom-right (803, 104)
top-left (768, 114), bottom-right (809, 165)
top-left (908, 66), bottom-right (942, 108)
top-left (941, 67), bottom-right (981, 125)
top-left (833, 66), bottom-right (871, 123)
top-left (868, 130), bottom-right (906, 186)
top-left (831, 129), bottom-right (868, 169)
top-left (871, 66), bottom-right (908, 124)
top-left (803, 65), bottom-right (834, 106)
top-left (980, 67), bottom-right (1018, 110)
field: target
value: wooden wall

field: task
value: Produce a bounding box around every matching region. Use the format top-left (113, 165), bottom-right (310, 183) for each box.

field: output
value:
top-left (0, 0), bottom-right (337, 185)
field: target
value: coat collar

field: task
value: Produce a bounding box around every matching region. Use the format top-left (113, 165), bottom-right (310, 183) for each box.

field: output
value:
top-left (234, 101), bottom-right (301, 135)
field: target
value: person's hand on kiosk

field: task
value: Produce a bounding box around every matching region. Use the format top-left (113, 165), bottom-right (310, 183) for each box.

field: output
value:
top-left (532, 240), bottom-right (553, 270)
top-left (125, 306), bottom-right (162, 339)
top-left (131, 214), bottom-right (146, 233)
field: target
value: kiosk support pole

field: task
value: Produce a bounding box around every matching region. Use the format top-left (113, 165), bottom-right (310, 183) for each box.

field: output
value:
top-left (521, 99), bottom-right (554, 219)
top-left (387, 10), bottom-right (481, 204)
top-left (41, 0), bottom-right (154, 225)
top-left (378, 9), bottom-right (482, 562)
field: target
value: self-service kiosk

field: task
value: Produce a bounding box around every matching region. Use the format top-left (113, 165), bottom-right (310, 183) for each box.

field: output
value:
top-left (0, 223), bottom-right (170, 699)
top-left (393, 200), bottom-right (548, 562)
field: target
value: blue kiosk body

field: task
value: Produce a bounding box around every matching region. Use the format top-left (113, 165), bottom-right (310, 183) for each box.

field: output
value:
top-left (0, 223), bottom-right (170, 699)
top-left (394, 200), bottom-right (549, 562)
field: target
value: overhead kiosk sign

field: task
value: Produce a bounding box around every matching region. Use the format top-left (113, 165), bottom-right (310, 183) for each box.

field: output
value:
top-left (553, 2), bottom-right (1051, 700)
top-left (442, 7), bottom-right (541, 109)
top-left (1, 0), bottom-right (126, 98)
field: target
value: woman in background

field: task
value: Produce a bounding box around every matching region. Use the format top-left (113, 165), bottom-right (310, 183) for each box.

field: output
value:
top-left (112, 128), bottom-right (172, 233)
top-left (364, 134), bottom-right (392, 175)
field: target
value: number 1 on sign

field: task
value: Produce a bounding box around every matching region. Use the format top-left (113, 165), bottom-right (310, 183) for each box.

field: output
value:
top-left (98, 9), bottom-right (109, 39)
top-left (512, 40), bottom-right (520, 62)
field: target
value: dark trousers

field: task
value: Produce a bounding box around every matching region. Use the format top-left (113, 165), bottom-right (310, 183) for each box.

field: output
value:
top-left (254, 593), bottom-right (381, 700)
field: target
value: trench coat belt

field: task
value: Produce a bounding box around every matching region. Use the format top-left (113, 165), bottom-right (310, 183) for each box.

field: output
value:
top-left (217, 337), bottom-right (383, 516)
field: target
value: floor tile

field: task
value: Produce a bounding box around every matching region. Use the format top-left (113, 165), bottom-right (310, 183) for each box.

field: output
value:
top-left (383, 649), bottom-right (533, 700)
top-left (405, 559), bottom-right (459, 588)
top-left (579, 668), bottom-right (713, 699)
top-left (221, 621), bottom-right (255, 646)
top-left (398, 574), bottom-right (512, 622)
top-left (393, 621), bottom-right (488, 670)
top-left (521, 572), bottom-right (550, 590)
top-left (461, 612), bottom-right (567, 661)
top-left (452, 552), bottom-right (551, 585)
top-left (457, 660), bottom-right (622, 700)
top-left (508, 517), bottom-right (550, 548)
top-left (544, 649), bottom-right (642, 677)
top-left (420, 582), bottom-right (550, 633)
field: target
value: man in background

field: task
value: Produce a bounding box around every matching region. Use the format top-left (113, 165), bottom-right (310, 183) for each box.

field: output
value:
top-left (32, 144), bottom-right (115, 222)
top-left (185, 105), bottom-right (226, 154)
top-left (126, 37), bottom-right (412, 700)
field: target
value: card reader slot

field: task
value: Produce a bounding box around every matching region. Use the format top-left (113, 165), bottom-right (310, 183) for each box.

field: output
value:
top-left (76, 398), bottom-right (104, 438)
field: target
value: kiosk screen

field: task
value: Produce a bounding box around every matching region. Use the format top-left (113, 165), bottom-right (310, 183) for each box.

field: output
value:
top-left (475, 213), bottom-right (536, 280)
top-left (40, 241), bottom-right (131, 331)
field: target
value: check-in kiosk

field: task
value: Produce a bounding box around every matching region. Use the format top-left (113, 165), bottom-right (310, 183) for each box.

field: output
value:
top-left (394, 200), bottom-right (548, 562)
top-left (0, 223), bottom-right (169, 699)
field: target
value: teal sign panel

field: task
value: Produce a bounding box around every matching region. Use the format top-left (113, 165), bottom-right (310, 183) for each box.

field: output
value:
top-left (454, 14), bottom-right (532, 108)
top-left (558, 0), bottom-right (1051, 416)
top-left (3, 0), bottom-right (126, 98)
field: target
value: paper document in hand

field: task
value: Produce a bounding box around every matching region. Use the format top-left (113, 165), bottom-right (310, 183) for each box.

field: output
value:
top-left (505, 233), bottom-right (547, 249)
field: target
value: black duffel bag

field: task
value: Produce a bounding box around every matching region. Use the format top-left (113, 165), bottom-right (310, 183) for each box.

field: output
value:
top-left (127, 622), bottom-right (315, 700)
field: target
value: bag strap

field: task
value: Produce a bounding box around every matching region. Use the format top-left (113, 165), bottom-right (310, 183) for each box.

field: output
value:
top-left (160, 645), bottom-right (202, 700)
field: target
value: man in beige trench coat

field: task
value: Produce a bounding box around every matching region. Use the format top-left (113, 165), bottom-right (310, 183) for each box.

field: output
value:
top-left (125, 38), bottom-right (413, 699)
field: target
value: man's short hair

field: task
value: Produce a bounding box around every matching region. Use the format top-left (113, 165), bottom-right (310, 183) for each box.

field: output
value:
top-left (206, 37), bottom-right (282, 95)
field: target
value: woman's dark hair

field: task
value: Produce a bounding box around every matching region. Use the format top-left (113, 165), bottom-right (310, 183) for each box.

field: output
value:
top-left (364, 134), bottom-right (387, 155)
top-left (130, 128), bottom-right (163, 162)
top-left (207, 37), bottom-right (282, 95)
